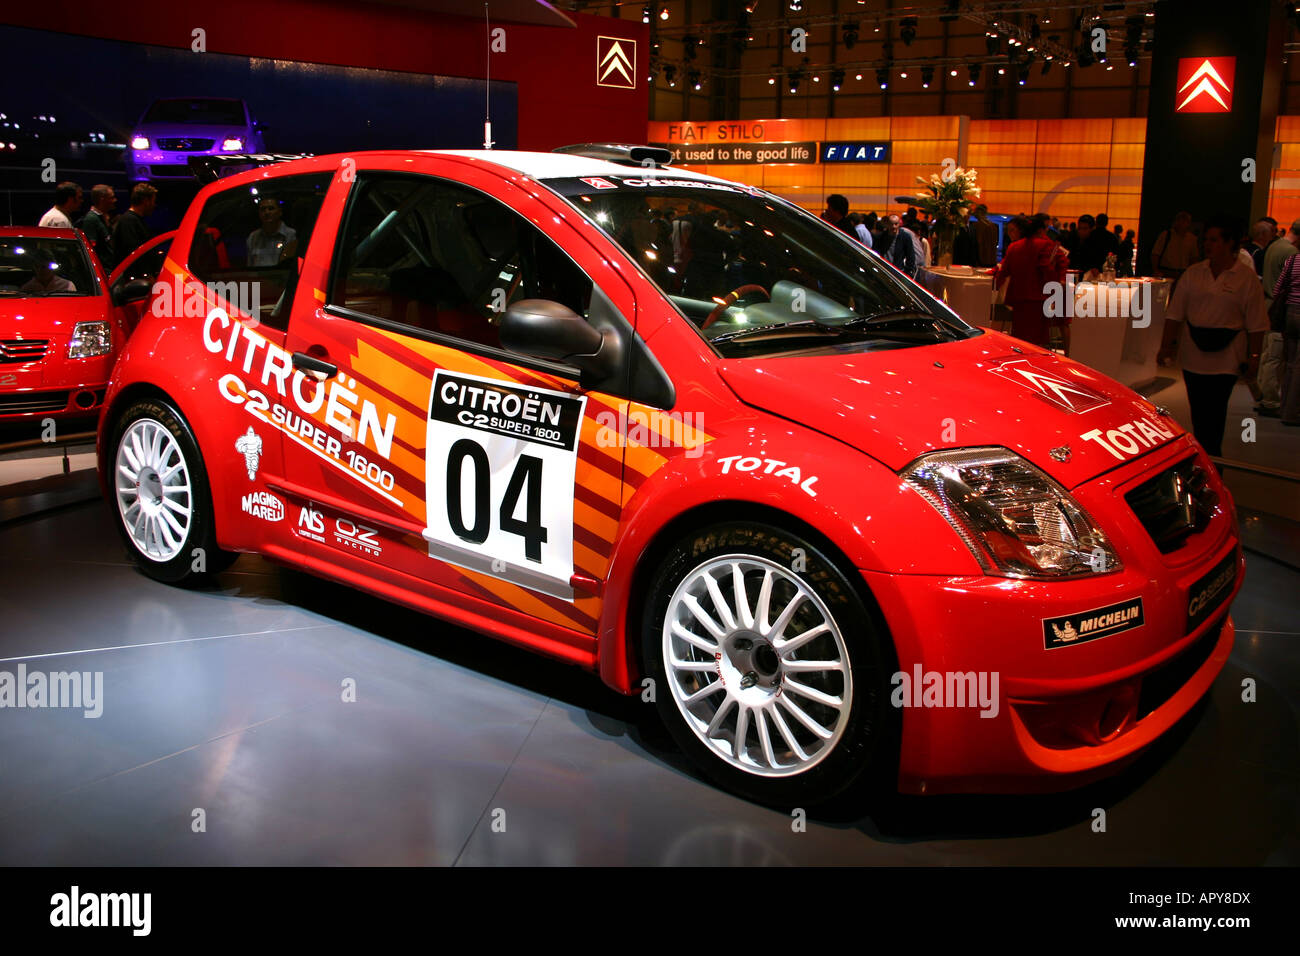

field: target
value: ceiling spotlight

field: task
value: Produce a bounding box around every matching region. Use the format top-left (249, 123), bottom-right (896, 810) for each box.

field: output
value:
top-left (900, 70), bottom-right (909, 78)
top-left (1041, 60), bottom-right (1052, 75)
top-left (642, 4), bottom-right (650, 24)
top-left (1018, 66), bottom-right (1029, 85)
top-left (664, 64), bottom-right (677, 86)
top-left (949, 68), bottom-right (959, 77)
top-left (855, 73), bottom-right (863, 81)
top-left (900, 17), bottom-right (918, 46)
top-left (768, 75), bottom-right (776, 84)
top-left (876, 67), bottom-right (889, 89)
top-left (986, 35), bottom-right (1000, 56)
top-left (659, 5), bottom-right (669, 19)
top-left (997, 66), bottom-right (1006, 75)
top-left (688, 70), bottom-right (702, 90)
top-left (682, 35), bottom-right (697, 61)
top-left (842, 21), bottom-right (859, 49)
top-left (789, 0), bottom-right (802, 10)
top-left (831, 68), bottom-right (845, 91)
top-left (968, 63), bottom-right (981, 86)
top-left (920, 64), bottom-right (935, 88)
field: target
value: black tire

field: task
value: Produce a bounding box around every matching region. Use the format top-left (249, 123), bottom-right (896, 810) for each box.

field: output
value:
top-left (108, 397), bottom-right (236, 584)
top-left (641, 521), bottom-right (897, 808)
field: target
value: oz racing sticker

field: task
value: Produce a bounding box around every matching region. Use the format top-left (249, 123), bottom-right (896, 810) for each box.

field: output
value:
top-left (423, 370), bottom-right (587, 601)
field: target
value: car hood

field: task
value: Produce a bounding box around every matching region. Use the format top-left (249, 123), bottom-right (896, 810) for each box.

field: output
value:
top-left (1, 295), bottom-right (109, 339)
top-left (716, 330), bottom-right (1185, 488)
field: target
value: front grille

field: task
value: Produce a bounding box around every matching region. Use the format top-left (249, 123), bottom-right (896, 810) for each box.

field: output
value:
top-left (1125, 456), bottom-right (1216, 554)
top-left (0, 338), bottom-right (50, 364)
top-left (1137, 615), bottom-right (1225, 719)
top-left (0, 390), bottom-right (69, 413)
top-left (156, 138), bottom-right (214, 151)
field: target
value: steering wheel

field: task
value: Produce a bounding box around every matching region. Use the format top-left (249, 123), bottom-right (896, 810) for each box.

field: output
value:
top-left (701, 284), bottom-right (770, 330)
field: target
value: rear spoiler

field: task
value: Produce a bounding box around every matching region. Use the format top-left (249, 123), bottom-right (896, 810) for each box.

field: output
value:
top-left (188, 153), bottom-right (314, 184)
top-left (552, 143), bottom-right (673, 168)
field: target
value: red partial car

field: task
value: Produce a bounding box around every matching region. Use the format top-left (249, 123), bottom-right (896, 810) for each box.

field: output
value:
top-left (0, 226), bottom-right (173, 423)
top-left (96, 149), bottom-right (1242, 805)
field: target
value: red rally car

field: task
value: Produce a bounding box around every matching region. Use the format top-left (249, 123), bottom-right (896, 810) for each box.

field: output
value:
top-left (96, 147), bottom-right (1243, 804)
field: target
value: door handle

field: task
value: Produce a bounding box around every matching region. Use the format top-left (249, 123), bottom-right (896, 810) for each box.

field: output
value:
top-left (291, 351), bottom-right (338, 380)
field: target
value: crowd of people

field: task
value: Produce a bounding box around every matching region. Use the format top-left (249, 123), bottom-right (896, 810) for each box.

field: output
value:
top-left (817, 192), bottom-right (1298, 452)
top-left (38, 180), bottom-right (158, 272)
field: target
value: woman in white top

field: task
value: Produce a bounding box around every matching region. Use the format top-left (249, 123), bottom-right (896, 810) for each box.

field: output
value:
top-left (1157, 214), bottom-right (1268, 457)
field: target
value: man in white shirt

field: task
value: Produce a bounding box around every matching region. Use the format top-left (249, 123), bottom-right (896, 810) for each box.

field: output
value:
top-left (38, 182), bottom-right (83, 230)
top-left (247, 196), bottom-right (298, 267)
top-left (1158, 215), bottom-right (1268, 456)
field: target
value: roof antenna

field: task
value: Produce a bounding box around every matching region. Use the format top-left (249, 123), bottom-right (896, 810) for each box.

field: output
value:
top-left (483, 3), bottom-right (495, 149)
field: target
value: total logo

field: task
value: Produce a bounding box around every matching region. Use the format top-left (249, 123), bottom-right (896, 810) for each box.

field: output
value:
top-left (1176, 57), bottom-right (1234, 113)
top-left (296, 506), bottom-right (382, 557)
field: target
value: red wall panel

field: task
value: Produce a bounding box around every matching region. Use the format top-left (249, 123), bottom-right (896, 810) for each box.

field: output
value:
top-left (0, 2), bottom-right (649, 151)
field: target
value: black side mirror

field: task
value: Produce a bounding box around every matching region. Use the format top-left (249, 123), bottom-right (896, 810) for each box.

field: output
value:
top-left (500, 299), bottom-right (622, 380)
top-left (115, 278), bottom-right (152, 306)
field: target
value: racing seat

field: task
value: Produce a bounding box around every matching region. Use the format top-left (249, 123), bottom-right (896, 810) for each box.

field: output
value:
top-left (388, 265), bottom-right (497, 347)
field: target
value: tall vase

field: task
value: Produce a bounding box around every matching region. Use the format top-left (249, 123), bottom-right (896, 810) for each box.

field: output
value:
top-left (936, 223), bottom-right (956, 268)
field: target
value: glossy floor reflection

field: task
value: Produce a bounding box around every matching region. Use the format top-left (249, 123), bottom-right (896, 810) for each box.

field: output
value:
top-left (0, 499), bottom-right (1295, 865)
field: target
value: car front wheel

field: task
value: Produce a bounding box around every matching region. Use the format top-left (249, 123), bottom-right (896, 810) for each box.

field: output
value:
top-left (642, 521), bottom-right (895, 807)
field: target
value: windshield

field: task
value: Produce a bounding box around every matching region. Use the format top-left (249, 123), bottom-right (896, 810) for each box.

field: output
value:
top-left (143, 99), bottom-right (246, 126)
top-left (544, 174), bottom-right (976, 357)
top-left (0, 238), bottom-right (97, 297)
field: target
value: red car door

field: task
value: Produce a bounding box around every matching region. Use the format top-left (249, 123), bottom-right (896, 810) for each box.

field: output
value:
top-left (277, 157), bottom-right (638, 652)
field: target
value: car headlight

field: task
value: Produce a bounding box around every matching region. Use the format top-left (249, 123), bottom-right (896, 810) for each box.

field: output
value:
top-left (901, 447), bottom-right (1120, 578)
top-left (222, 137), bottom-right (244, 151)
top-left (67, 321), bottom-right (113, 359)
top-left (131, 136), bottom-right (150, 150)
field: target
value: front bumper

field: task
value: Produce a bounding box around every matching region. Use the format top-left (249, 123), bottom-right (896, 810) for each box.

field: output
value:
top-left (1, 346), bottom-right (113, 419)
top-left (866, 436), bottom-right (1242, 794)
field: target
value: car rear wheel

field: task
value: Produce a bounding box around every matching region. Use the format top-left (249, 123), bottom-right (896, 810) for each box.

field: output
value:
top-left (110, 398), bottom-right (235, 584)
top-left (642, 521), bottom-right (895, 807)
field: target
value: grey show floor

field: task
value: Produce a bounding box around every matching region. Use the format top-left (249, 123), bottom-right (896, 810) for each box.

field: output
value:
top-left (0, 498), bottom-right (1296, 865)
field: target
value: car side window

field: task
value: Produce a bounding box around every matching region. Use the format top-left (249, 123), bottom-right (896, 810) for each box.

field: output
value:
top-left (329, 172), bottom-right (594, 351)
top-left (112, 239), bottom-right (172, 297)
top-left (187, 172), bottom-right (331, 330)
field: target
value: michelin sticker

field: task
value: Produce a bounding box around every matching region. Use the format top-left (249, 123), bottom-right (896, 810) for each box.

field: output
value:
top-left (1042, 597), bottom-right (1144, 649)
top-left (423, 370), bottom-right (587, 601)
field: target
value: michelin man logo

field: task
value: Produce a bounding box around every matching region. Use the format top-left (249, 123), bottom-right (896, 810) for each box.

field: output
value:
top-left (235, 427), bottom-right (263, 480)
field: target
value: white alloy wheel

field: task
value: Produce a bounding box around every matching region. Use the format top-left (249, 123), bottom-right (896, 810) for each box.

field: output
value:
top-left (115, 417), bottom-right (194, 562)
top-left (661, 554), bottom-right (853, 777)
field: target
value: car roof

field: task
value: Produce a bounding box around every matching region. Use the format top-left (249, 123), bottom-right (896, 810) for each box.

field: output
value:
top-left (431, 149), bottom-right (731, 185)
top-left (0, 226), bottom-right (80, 239)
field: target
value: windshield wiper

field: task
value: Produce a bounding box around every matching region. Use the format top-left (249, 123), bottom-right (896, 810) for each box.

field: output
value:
top-left (708, 319), bottom-right (846, 344)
